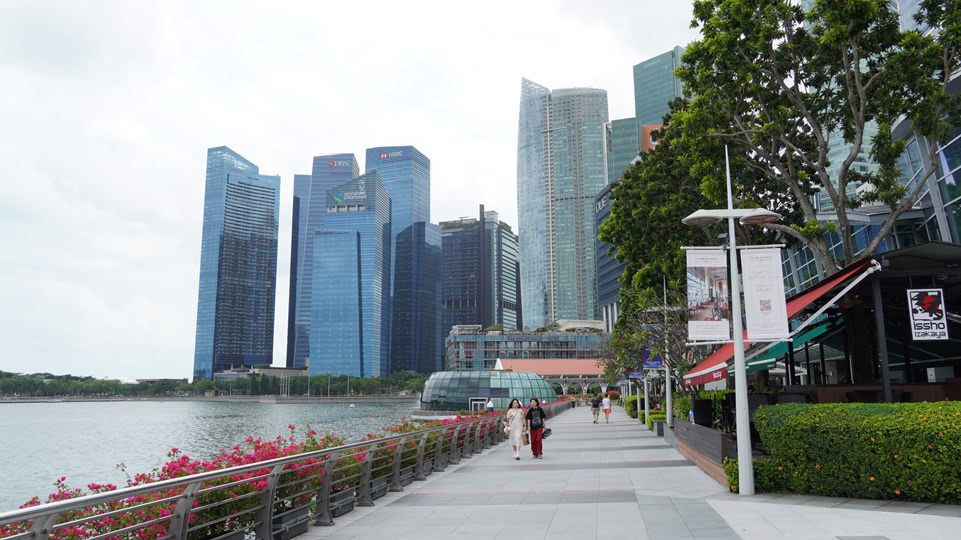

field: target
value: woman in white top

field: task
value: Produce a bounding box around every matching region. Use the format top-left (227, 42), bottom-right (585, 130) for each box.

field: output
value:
top-left (503, 398), bottom-right (525, 460)
top-left (602, 395), bottom-right (612, 424)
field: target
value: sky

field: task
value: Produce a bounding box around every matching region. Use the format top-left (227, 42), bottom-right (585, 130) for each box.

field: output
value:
top-left (0, 0), bottom-right (700, 380)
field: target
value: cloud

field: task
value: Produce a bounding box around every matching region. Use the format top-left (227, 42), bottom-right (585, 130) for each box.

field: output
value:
top-left (0, 0), bottom-right (697, 379)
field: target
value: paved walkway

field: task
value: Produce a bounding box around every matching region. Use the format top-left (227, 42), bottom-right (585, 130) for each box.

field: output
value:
top-left (302, 406), bottom-right (961, 540)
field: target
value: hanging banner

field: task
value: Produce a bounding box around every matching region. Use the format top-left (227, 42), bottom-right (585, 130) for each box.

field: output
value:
top-left (741, 248), bottom-right (790, 341)
top-left (686, 249), bottom-right (731, 341)
top-left (907, 289), bottom-right (949, 340)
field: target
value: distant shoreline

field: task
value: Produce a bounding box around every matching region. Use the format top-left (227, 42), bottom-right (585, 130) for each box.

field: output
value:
top-left (0, 395), bottom-right (420, 404)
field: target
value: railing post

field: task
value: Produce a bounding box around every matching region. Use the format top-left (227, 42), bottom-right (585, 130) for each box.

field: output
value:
top-left (483, 419), bottom-right (493, 448)
top-left (28, 512), bottom-right (61, 540)
top-left (313, 456), bottom-right (336, 526)
top-left (388, 437), bottom-right (408, 492)
top-left (356, 442), bottom-right (377, 507)
top-left (413, 433), bottom-right (429, 481)
top-left (476, 420), bottom-right (486, 452)
top-left (460, 424), bottom-right (474, 459)
top-left (432, 428), bottom-right (447, 472)
top-left (254, 463), bottom-right (286, 540)
top-left (449, 427), bottom-right (461, 463)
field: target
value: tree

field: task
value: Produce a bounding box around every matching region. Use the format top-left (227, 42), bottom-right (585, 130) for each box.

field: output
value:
top-left (677, 0), bottom-right (961, 272)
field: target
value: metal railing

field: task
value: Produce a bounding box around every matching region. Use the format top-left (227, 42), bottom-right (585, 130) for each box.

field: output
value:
top-left (0, 401), bottom-right (570, 540)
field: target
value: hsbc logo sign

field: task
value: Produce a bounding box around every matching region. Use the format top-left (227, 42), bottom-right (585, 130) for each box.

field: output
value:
top-left (379, 151), bottom-right (403, 159)
top-left (327, 160), bottom-right (350, 167)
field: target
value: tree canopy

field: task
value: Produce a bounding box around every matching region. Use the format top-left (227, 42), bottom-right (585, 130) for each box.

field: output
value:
top-left (675, 0), bottom-right (960, 272)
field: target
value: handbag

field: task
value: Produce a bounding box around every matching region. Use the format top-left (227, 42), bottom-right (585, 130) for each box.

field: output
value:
top-left (542, 428), bottom-right (552, 439)
top-left (522, 432), bottom-right (530, 445)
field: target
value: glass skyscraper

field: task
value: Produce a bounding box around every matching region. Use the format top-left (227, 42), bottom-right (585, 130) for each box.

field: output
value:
top-left (440, 205), bottom-right (522, 340)
top-left (633, 46), bottom-right (684, 128)
top-left (517, 78), bottom-right (609, 328)
top-left (309, 172), bottom-right (391, 377)
top-left (604, 117), bottom-right (641, 183)
top-left (390, 222), bottom-right (442, 373)
top-left (286, 155), bottom-right (359, 368)
top-left (365, 146), bottom-right (436, 373)
top-left (193, 146), bottom-right (280, 380)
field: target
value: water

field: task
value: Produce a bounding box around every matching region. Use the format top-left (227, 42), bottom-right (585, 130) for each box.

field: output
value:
top-left (0, 400), bottom-right (416, 511)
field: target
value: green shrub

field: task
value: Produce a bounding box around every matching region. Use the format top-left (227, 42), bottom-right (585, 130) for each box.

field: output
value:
top-left (723, 402), bottom-right (961, 504)
top-left (646, 413), bottom-right (667, 431)
top-left (624, 395), bottom-right (641, 418)
top-left (673, 394), bottom-right (692, 420)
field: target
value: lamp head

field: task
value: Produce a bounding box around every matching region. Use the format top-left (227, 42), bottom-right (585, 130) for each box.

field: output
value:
top-left (682, 209), bottom-right (723, 226)
top-left (738, 208), bottom-right (781, 225)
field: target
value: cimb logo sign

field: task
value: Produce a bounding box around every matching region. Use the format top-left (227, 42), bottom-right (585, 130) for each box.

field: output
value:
top-left (328, 160), bottom-right (350, 167)
top-left (379, 151), bottom-right (403, 159)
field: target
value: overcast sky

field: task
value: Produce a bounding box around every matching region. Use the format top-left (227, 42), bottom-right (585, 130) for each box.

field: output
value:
top-left (0, 1), bottom-right (700, 380)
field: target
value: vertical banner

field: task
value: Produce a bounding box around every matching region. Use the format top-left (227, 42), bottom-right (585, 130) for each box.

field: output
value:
top-left (741, 248), bottom-right (790, 341)
top-left (907, 289), bottom-right (949, 340)
top-left (686, 249), bottom-right (731, 341)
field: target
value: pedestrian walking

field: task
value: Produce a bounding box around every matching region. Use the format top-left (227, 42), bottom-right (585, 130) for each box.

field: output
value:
top-left (602, 394), bottom-right (612, 424)
top-left (486, 398), bottom-right (494, 413)
top-left (503, 399), bottom-right (525, 460)
top-left (525, 397), bottom-right (547, 459)
top-left (590, 394), bottom-right (601, 424)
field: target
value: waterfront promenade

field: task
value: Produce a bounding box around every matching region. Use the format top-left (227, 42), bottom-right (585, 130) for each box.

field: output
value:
top-left (300, 406), bottom-right (961, 540)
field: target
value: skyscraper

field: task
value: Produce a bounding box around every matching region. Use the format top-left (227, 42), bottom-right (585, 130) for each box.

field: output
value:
top-left (390, 222), bottom-right (442, 373)
top-left (286, 155), bottom-right (359, 368)
top-left (604, 117), bottom-right (641, 183)
top-left (517, 79), bottom-right (609, 328)
top-left (633, 46), bottom-right (684, 128)
top-left (193, 146), bottom-right (280, 380)
top-left (365, 146), bottom-right (436, 373)
top-left (440, 205), bottom-right (522, 340)
top-left (309, 172), bottom-right (391, 377)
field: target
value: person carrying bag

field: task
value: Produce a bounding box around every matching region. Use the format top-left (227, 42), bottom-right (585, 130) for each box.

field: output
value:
top-left (524, 398), bottom-right (547, 459)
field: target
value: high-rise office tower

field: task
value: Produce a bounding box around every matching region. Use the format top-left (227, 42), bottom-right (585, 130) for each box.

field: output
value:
top-left (604, 117), bottom-right (641, 183)
top-left (309, 172), bottom-right (391, 377)
top-left (517, 79), bottom-right (609, 328)
top-left (633, 46), bottom-right (685, 128)
top-left (193, 146), bottom-right (280, 380)
top-left (390, 222), bottom-right (442, 373)
top-left (440, 205), bottom-right (523, 340)
top-left (286, 155), bottom-right (359, 368)
top-left (365, 146), bottom-right (436, 373)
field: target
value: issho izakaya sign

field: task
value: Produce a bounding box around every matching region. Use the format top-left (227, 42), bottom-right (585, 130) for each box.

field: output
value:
top-left (907, 289), bottom-right (949, 340)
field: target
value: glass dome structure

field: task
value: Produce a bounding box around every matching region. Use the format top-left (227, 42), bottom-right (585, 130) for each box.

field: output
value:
top-left (420, 371), bottom-right (557, 411)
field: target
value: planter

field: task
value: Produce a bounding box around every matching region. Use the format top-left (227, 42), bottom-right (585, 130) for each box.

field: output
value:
top-left (329, 489), bottom-right (355, 518)
top-left (422, 460), bottom-right (434, 477)
top-left (664, 424), bottom-right (676, 447)
top-left (210, 528), bottom-right (246, 540)
top-left (272, 507), bottom-right (309, 540)
top-left (400, 466), bottom-right (415, 486)
top-left (370, 476), bottom-right (389, 501)
top-left (654, 421), bottom-right (665, 436)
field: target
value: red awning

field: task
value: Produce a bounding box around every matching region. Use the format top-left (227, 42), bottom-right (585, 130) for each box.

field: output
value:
top-left (682, 261), bottom-right (871, 386)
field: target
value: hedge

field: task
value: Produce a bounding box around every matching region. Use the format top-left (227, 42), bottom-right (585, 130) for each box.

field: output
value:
top-left (646, 413), bottom-right (667, 431)
top-left (673, 394), bottom-right (692, 420)
top-left (724, 402), bottom-right (961, 504)
top-left (624, 395), bottom-right (638, 418)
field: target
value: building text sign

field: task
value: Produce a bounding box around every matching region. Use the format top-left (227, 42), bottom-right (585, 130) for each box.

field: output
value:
top-left (907, 289), bottom-right (949, 340)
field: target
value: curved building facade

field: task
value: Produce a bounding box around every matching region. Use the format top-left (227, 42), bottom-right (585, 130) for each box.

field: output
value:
top-left (420, 371), bottom-right (556, 411)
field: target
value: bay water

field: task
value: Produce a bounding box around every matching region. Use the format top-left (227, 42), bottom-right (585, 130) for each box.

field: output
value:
top-left (0, 400), bottom-right (417, 511)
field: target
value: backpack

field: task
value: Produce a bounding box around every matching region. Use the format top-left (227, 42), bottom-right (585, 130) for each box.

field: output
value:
top-left (591, 397), bottom-right (601, 408)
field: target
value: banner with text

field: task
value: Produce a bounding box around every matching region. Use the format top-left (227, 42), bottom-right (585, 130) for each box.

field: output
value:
top-left (741, 248), bottom-right (790, 341)
top-left (686, 249), bottom-right (731, 341)
top-left (907, 289), bottom-right (949, 340)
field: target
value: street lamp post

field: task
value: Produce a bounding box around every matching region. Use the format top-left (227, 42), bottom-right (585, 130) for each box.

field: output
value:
top-left (682, 146), bottom-right (781, 497)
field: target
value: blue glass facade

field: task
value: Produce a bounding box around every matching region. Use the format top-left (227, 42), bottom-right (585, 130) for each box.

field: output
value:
top-left (517, 79), bottom-right (609, 328)
top-left (309, 172), bottom-right (391, 377)
top-left (440, 206), bottom-right (522, 341)
top-left (365, 146), bottom-right (431, 373)
top-left (193, 146), bottom-right (280, 380)
top-left (287, 155), bottom-right (359, 368)
top-left (390, 222), bottom-right (442, 373)
top-left (594, 180), bottom-right (626, 332)
top-left (633, 47), bottom-right (684, 128)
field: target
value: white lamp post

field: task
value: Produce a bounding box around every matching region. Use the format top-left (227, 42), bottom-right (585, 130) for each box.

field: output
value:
top-left (681, 146), bottom-right (780, 497)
